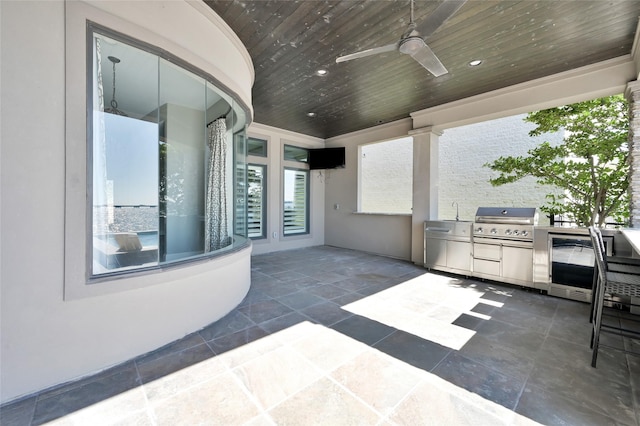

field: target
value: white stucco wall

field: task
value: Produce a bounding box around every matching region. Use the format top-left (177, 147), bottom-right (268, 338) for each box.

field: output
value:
top-left (1, 0), bottom-right (253, 403)
top-left (360, 137), bottom-right (413, 214)
top-left (325, 120), bottom-right (415, 260)
top-left (438, 114), bottom-right (564, 224)
top-left (348, 115), bottom-right (562, 223)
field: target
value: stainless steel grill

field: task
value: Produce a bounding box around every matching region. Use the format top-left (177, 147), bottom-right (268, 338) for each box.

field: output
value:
top-left (473, 207), bottom-right (538, 242)
top-left (472, 207), bottom-right (538, 287)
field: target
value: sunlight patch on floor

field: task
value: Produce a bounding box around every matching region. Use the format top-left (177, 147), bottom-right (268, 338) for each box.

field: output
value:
top-left (342, 273), bottom-right (498, 350)
top-left (47, 320), bottom-right (540, 425)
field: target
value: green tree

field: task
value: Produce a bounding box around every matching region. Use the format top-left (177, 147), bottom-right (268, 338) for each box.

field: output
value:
top-left (484, 95), bottom-right (629, 227)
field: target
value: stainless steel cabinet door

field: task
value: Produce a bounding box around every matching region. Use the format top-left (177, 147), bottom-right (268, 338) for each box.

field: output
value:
top-left (502, 246), bottom-right (533, 283)
top-left (446, 240), bottom-right (471, 271)
top-left (426, 238), bottom-right (447, 268)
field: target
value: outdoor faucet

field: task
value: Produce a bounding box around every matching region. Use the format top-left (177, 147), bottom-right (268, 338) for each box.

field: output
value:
top-left (452, 202), bottom-right (459, 221)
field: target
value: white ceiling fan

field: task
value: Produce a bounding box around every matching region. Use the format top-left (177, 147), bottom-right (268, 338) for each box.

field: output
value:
top-left (335, 0), bottom-right (467, 77)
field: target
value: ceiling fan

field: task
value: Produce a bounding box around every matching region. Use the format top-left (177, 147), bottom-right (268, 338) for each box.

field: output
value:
top-left (335, 0), bottom-right (467, 77)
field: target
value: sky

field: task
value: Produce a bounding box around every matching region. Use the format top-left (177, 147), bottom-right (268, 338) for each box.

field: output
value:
top-left (100, 113), bottom-right (159, 206)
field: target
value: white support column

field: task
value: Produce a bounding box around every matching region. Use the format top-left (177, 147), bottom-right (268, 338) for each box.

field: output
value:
top-left (626, 80), bottom-right (640, 228)
top-left (409, 126), bottom-right (441, 264)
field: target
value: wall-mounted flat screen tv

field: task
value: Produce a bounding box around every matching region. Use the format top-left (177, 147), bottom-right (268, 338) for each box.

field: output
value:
top-left (308, 147), bottom-right (345, 170)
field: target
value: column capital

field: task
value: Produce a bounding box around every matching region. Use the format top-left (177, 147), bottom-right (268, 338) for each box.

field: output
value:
top-left (409, 126), bottom-right (443, 137)
top-left (625, 80), bottom-right (640, 100)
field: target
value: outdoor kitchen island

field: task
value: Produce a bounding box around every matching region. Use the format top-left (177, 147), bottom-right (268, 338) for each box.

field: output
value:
top-left (424, 207), bottom-right (538, 289)
top-left (425, 208), bottom-right (640, 303)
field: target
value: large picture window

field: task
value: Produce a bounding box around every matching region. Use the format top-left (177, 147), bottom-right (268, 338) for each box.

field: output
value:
top-left (90, 27), bottom-right (247, 277)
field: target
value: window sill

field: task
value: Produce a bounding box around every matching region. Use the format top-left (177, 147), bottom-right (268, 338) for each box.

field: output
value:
top-left (352, 211), bottom-right (412, 217)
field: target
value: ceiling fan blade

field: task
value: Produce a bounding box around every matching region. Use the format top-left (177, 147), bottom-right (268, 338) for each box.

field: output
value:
top-left (409, 43), bottom-right (448, 77)
top-left (417, 0), bottom-right (467, 38)
top-left (336, 43), bottom-right (397, 63)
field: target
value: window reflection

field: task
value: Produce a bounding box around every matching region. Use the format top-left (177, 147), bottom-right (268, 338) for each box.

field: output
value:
top-left (91, 28), bottom-right (247, 277)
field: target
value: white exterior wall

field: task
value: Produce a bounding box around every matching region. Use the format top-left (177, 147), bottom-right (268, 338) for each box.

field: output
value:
top-left (325, 120), bottom-right (415, 260)
top-left (1, 0), bottom-right (253, 403)
top-left (351, 115), bottom-right (563, 223)
top-left (360, 137), bottom-right (413, 214)
top-left (438, 114), bottom-right (564, 224)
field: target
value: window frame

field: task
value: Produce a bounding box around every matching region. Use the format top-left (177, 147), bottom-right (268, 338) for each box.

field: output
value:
top-left (283, 144), bottom-right (309, 163)
top-left (247, 163), bottom-right (267, 240)
top-left (247, 136), bottom-right (268, 158)
top-left (283, 166), bottom-right (310, 236)
top-left (63, 4), bottom-right (253, 300)
top-left (85, 22), bottom-right (251, 281)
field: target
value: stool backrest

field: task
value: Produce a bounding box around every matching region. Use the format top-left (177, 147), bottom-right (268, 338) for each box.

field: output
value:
top-left (588, 226), bottom-right (607, 283)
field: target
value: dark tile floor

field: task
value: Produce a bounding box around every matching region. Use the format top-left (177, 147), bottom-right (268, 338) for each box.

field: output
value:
top-left (1, 245), bottom-right (639, 425)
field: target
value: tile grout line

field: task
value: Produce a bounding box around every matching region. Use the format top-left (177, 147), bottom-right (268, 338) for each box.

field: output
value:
top-left (511, 300), bottom-right (562, 414)
top-left (227, 363), bottom-right (277, 424)
top-left (132, 358), bottom-right (158, 426)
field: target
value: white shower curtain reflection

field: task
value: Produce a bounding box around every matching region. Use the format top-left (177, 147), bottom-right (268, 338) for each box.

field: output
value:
top-left (93, 37), bottom-right (109, 235)
top-left (205, 118), bottom-right (230, 252)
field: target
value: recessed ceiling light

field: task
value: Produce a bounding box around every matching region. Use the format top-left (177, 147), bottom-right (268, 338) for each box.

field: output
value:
top-left (307, 112), bottom-right (317, 117)
top-left (315, 69), bottom-right (328, 76)
top-left (468, 59), bottom-right (483, 67)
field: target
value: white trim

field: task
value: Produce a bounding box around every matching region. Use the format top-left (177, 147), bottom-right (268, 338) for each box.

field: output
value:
top-left (251, 122), bottom-right (325, 145)
top-left (325, 118), bottom-right (413, 144)
top-left (630, 17), bottom-right (640, 79)
top-left (186, 0), bottom-right (255, 85)
top-left (411, 56), bottom-right (636, 132)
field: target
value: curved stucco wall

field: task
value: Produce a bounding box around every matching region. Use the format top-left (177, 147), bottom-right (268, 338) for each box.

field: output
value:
top-left (0, 0), bottom-right (253, 402)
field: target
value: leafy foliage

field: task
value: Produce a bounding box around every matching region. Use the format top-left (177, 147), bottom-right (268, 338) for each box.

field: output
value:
top-left (485, 95), bottom-right (629, 227)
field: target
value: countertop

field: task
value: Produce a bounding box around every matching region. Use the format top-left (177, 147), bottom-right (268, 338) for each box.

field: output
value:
top-left (534, 226), bottom-right (591, 235)
top-left (620, 228), bottom-right (640, 254)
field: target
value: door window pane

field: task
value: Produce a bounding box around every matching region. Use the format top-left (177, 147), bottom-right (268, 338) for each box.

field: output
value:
top-left (283, 168), bottom-right (309, 235)
top-left (284, 145), bottom-right (309, 163)
top-left (234, 130), bottom-right (247, 237)
top-left (248, 137), bottom-right (267, 157)
top-left (248, 164), bottom-right (266, 239)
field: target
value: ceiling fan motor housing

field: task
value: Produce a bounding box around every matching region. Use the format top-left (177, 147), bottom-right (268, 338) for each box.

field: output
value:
top-left (399, 36), bottom-right (427, 55)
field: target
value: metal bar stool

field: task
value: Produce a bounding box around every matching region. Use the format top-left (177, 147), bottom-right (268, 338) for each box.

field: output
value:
top-left (588, 226), bottom-right (640, 367)
top-left (589, 227), bottom-right (640, 323)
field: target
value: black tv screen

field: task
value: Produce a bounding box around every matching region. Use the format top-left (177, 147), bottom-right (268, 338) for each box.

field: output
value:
top-left (308, 147), bottom-right (345, 170)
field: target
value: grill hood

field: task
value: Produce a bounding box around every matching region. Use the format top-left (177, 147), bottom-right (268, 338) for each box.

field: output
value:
top-left (474, 207), bottom-right (538, 225)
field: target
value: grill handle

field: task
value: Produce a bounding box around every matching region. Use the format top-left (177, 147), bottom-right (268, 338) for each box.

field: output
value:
top-left (475, 216), bottom-right (535, 225)
top-left (425, 227), bottom-right (451, 233)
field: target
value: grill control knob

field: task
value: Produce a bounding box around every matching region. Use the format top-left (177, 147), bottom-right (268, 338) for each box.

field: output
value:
top-left (475, 227), bottom-right (483, 233)
top-left (513, 230), bottom-right (520, 236)
top-left (490, 228), bottom-right (497, 234)
top-left (505, 229), bottom-right (512, 235)
top-left (522, 230), bottom-right (529, 236)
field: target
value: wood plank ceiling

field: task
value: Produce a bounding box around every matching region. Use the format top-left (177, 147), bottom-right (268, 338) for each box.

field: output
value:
top-left (205, 0), bottom-right (640, 139)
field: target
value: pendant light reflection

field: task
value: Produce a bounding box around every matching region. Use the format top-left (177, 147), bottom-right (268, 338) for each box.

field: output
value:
top-left (104, 56), bottom-right (128, 116)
